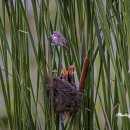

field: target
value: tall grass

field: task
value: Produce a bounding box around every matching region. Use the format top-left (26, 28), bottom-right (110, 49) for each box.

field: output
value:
top-left (0, 0), bottom-right (130, 130)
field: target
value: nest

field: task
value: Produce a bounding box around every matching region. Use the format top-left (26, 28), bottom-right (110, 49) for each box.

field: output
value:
top-left (47, 77), bottom-right (83, 113)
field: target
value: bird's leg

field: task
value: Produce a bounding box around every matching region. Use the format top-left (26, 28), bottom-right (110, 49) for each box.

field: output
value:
top-left (48, 44), bottom-right (54, 54)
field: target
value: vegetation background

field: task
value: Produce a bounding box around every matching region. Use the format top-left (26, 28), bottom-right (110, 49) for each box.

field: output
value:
top-left (0, 0), bottom-right (130, 130)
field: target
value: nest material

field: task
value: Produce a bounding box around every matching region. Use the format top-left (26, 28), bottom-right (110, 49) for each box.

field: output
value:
top-left (47, 77), bottom-right (83, 113)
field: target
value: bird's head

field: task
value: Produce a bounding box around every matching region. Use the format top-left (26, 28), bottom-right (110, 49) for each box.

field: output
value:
top-left (61, 68), bottom-right (68, 80)
top-left (68, 64), bottom-right (75, 76)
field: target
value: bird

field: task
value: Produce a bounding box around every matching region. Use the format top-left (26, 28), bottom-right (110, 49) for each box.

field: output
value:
top-left (60, 64), bottom-right (75, 83)
top-left (67, 64), bottom-right (75, 83)
top-left (60, 68), bottom-right (68, 81)
top-left (48, 31), bottom-right (69, 51)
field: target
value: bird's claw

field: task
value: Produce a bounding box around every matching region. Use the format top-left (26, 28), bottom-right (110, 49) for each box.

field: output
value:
top-left (48, 46), bottom-right (53, 54)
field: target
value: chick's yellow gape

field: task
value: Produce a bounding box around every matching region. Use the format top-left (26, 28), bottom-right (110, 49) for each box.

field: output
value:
top-left (60, 64), bottom-right (74, 83)
top-left (68, 64), bottom-right (74, 83)
top-left (60, 68), bottom-right (68, 81)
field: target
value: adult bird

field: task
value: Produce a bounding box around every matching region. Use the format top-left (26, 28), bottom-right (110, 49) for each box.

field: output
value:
top-left (48, 31), bottom-right (69, 51)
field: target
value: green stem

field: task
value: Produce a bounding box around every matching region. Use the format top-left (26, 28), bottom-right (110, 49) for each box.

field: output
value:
top-left (48, 43), bottom-right (55, 130)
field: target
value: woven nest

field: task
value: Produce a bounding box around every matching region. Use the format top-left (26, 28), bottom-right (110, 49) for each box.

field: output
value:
top-left (46, 77), bottom-right (83, 113)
